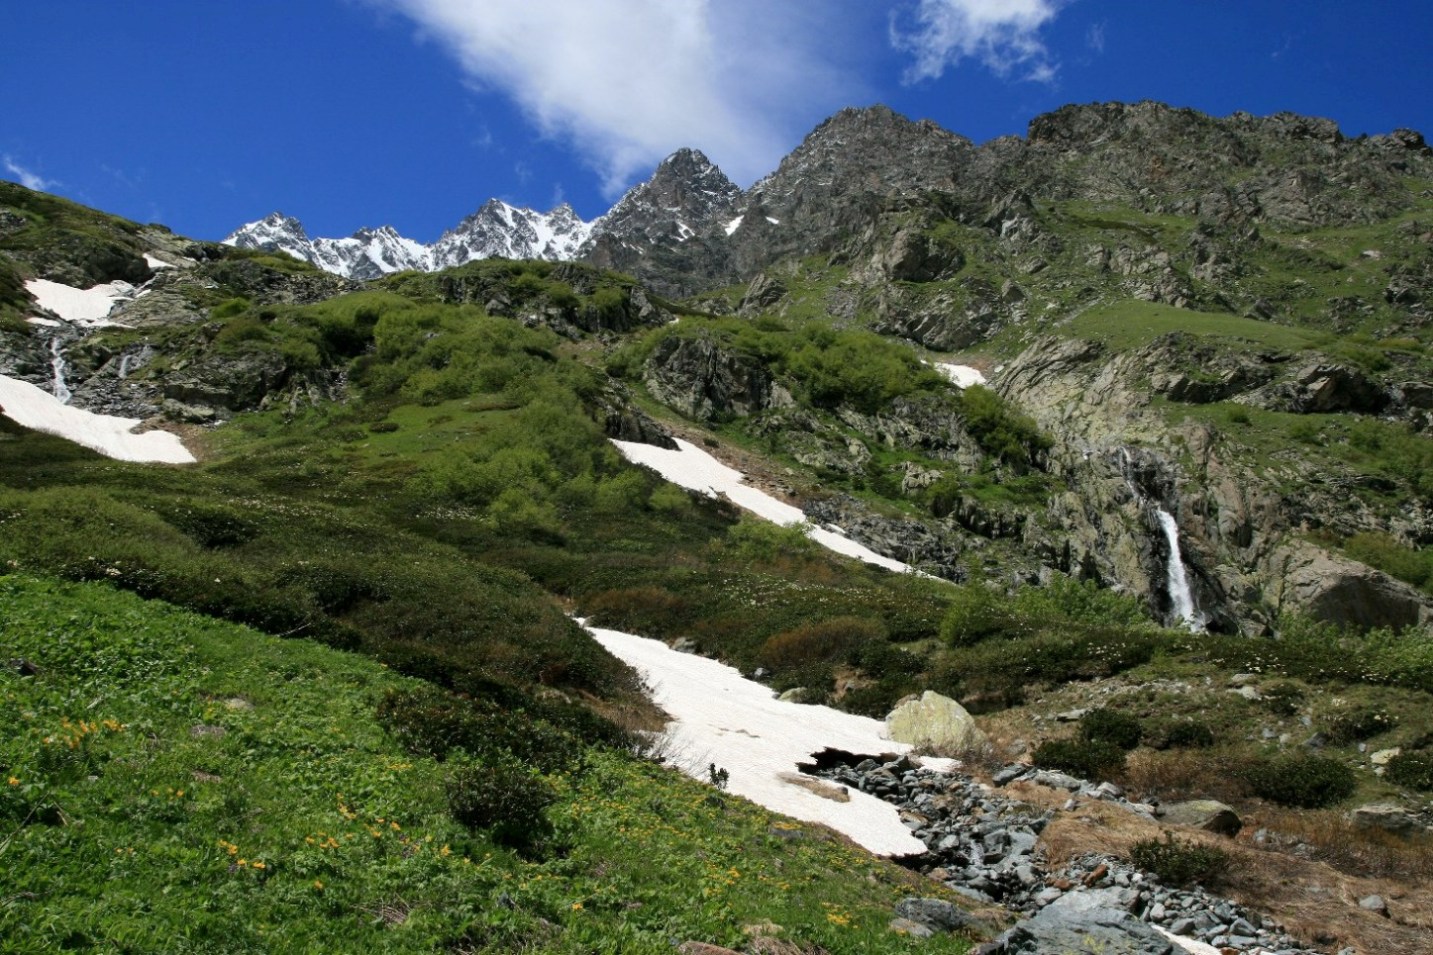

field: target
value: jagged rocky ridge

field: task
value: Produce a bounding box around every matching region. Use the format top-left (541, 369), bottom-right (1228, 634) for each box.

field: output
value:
top-left (17, 99), bottom-right (1433, 633)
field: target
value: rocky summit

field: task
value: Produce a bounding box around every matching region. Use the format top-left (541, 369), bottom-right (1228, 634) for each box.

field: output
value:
top-left (4, 98), bottom-right (1433, 955)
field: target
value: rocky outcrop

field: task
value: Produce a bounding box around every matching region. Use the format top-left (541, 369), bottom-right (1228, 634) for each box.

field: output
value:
top-left (642, 335), bottom-right (793, 421)
top-left (1263, 541), bottom-right (1433, 629)
top-left (814, 755), bottom-right (1320, 954)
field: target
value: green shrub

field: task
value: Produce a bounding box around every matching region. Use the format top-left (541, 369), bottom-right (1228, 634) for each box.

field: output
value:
top-left (758, 616), bottom-right (884, 675)
top-left (1384, 751), bottom-right (1433, 792)
top-left (376, 686), bottom-right (581, 774)
top-left (211, 297), bottom-right (250, 319)
top-left (1128, 833), bottom-right (1229, 888)
top-left (1322, 706), bottom-right (1396, 745)
top-left (1260, 681), bottom-right (1305, 717)
top-left (1031, 738), bottom-right (1126, 781)
top-left (938, 584), bottom-right (1007, 646)
top-left (446, 757), bottom-right (557, 846)
top-left (153, 499), bottom-right (261, 548)
top-left (1153, 719), bottom-right (1216, 749)
top-left (1080, 708), bottom-right (1143, 751)
top-left (1241, 753), bottom-right (1357, 808)
top-left (724, 519), bottom-right (821, 563)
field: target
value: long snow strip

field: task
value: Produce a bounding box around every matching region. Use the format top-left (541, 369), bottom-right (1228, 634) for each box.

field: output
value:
top-left (586, 623), bottom-right (943, 856)
top-left (611, 437), bottom-right (913, 574)
top-left (0, 374), bottom-right (194, 464)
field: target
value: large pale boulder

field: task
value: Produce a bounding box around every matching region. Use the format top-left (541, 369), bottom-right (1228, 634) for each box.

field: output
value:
top-left (886, 691), bottom-right (987, 754)
top-left (1159, 799), bottom-right (1243, 837)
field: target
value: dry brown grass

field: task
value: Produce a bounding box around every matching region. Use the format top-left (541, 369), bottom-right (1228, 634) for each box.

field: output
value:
top-left (1033, 790), bottom-right (1433, 955)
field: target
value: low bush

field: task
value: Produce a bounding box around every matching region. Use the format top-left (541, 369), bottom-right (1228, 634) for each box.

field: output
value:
top-left (446, 757), bottom-right (557, 847)
top-left (376, 686), bottom-right (582, 774)
top-left (1152, 719), bottom-right (1216, 750)
top-left (1128, 833), bottom-right (1229, 888)
top-left (1260, 681), bottom-right (1305, 717)
top-left (1241, 752), bottom-right (1357, 808)
top-left (758, 616), bottom-right (884, 675)
top-left (1384, 751), bottom-right (1433, 792)
top-left (1080, 707), bottom-right (1143, 751)
top-left (1322, 705), bottom-right (1396, 745)
top-left (1031, 738), bottom-right (1126, 781)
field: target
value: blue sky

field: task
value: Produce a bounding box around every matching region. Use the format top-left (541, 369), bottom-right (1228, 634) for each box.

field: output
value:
top-left (3, 1), bottom-right (1430, 243)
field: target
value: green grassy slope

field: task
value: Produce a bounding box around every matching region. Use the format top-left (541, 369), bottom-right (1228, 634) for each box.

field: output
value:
top-left (0, 575), bottom-right (973, 954)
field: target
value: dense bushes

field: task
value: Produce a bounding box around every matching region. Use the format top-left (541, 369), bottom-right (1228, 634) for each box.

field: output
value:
top-left (939, 577), bottom-right (1150, 647)
top-left (1151, 719), bottom-right (1216, 750)
top-left (758, 617), bottom-right (884, 674)
top-left (1129, 833), bottom-right (1229, 888)
top-left (1080, 708), bottom-right (1143, 750)
top-left (376, 686), bottom-right (584, 773)
top-left (1031, 738), bottom-right (1126, 781)
top-left (1241, 753), bottom-right (1357, 808)
top-left (932, 624), bottom-right (1162, 708)
top-left (446, 757), bottom-right (557, 847)
top-left (1384, 751), bottom-right (1433, 791)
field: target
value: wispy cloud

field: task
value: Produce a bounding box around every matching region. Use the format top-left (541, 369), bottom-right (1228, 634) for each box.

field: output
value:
top-left (3, 155), bottom-right (55, 191)
top-left (368, 0), bottom-right (858, 196)
top-left (891, 0), bottom-right (1066, 84)
top-left (1087, 22), bottom-right (1106, 55)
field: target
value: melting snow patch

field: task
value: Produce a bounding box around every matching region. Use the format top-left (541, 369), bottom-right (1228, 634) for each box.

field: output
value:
top-left (26, 317), bottom-right (62, 328)
top-left (585, 623), bottom-right (946, 856)
top-left (765, 216), bottom-right (780, 225)
top-left (0, 374), bottom-right (194, 464)
top-left (25, 279), bottom-right (132, 327)
top-left (935, 363), bottom-right (987, 388)
top-left (611, 437), bottom-right (914, 574)
top-left (724, 215), bottom-right (744, 236)
top-left (143, 253), bottom-right (176, 270)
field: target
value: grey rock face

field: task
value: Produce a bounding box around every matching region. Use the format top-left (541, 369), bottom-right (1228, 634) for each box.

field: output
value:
top-left (642, 334), bottom-right (791, 421)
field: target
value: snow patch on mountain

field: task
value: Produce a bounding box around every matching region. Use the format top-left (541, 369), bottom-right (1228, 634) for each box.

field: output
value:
top-left (26, 279), bottom-right (135, 327)
top-left (0, 373), bottom-right (194, 464)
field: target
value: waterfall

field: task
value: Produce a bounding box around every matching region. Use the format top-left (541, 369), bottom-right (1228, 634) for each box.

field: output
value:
top-left (118, 353), bottom-right (133, 379)
top-left (49, 337), bottom-right (72, 404)
top-left (1119, 448), bottom-right (1203, 630)
top-left (1156, 509), bottom-right (1200, 629)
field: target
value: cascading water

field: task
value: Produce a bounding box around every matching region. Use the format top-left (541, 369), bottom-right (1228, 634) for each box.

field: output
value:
top-left (1156, 509), bottom-right (1200, 629)
top-left (1119, 448), bottom-right (1204, 631)
top-left (49, 337), bottom-right (72, 404)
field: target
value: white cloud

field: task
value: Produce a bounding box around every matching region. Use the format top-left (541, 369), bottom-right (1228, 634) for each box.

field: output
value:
top-left (3, 156), bottom-right (55, 192)
top-left (369, 0), bottom-right (860, 196)
top-left (891, 0), bottom-right (1065, 83)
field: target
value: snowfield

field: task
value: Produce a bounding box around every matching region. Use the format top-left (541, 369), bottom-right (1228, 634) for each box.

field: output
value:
top-left (25, 278), bottom-right (134, 327)
top-left (585, 623), bottom-right (950, 856)
top-left (0, 374), bottom-right (194, 464)
top-left (611, 437), bottom-right (914, 573)
top-left (934, 363), bottom-right (987, 388)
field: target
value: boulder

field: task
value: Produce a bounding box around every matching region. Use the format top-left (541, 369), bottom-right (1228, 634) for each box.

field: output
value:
top-left (1158, 800), bottom-right (1243, 837)
top-left (975, 888), bottom-right (1177, 954)
top-left (1351, 802), bottom-right (1419, 833)
top-left (894, 897), bottom-right (974, 933)
top-left (886, 691), bottom-right (987, 754)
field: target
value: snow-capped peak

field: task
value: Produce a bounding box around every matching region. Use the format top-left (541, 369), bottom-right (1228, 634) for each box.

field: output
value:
top-left (225, 201), bottom-right (598, 280)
